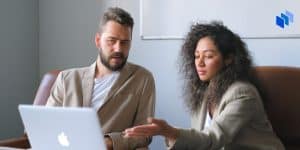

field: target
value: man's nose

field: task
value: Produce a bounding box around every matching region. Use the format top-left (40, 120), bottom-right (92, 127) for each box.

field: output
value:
top-left (113, 41), bottom-right (122, 52)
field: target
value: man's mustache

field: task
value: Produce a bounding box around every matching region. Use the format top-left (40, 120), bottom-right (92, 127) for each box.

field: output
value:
top-left (110, 52), bottom-right (124, 59)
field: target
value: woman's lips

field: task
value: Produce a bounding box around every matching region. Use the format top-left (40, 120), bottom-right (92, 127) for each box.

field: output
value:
top-left (197, 70), bottom-right (206, 75)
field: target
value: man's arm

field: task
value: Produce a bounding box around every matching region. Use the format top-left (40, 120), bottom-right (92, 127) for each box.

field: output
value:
top-left (107, 73), bottom-right (156, 150)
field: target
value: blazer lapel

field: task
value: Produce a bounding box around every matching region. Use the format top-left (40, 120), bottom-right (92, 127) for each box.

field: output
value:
top-left (82, 62), bottom-right (96, 107)
top-left (199, 98), bottom-right (208, 130)
top-left (98, 63), bottom-right (134, 111)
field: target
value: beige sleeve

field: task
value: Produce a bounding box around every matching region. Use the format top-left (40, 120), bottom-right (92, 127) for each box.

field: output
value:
top-left (46, 72), bottom-right (64, 106)
top-left (169, 85), bottom-right (258, 150)
top-left (108, 73), bottom-right (156, 150)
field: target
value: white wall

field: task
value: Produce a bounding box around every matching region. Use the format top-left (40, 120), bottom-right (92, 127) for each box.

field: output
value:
top-left (141, 0), bottom-right (300, 39)
top-left (246, 38), bottom-right (300, 67)
top-left (39, 0), bottom-right (103, 75)
top-left (0, 0), bottom-right (39, 139)
top-left (38, 0), bottom-right (300, 149)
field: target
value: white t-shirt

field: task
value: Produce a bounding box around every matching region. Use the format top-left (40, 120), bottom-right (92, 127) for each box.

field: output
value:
top-left (204, 111), bottom-right (212, 128)
top-left (91, 72), bottom-right (120, 110)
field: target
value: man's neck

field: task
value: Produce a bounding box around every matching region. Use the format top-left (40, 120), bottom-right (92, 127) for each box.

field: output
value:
top-left (95, 59), bottom-right (112, 78)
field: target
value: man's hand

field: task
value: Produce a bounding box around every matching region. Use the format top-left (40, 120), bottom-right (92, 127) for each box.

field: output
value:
top-left (105, 136), bottom-right (113, 150)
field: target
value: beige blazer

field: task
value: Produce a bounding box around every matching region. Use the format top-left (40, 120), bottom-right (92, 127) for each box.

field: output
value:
top-left (46, 62), bottom-right (156, 150)
top-left (171, 82), bottom-right (284, 150)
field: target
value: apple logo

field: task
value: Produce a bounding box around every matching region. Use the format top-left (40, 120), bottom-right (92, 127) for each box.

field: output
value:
top-left (57, 132), bottom-right (70, 147)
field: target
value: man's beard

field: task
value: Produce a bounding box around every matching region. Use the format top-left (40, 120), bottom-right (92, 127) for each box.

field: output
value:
top-left (99, 50), bottom-right (127, 71)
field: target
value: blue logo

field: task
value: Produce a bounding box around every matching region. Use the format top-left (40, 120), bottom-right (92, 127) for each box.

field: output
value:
top-left (276, 10), bottom-right (294, 29)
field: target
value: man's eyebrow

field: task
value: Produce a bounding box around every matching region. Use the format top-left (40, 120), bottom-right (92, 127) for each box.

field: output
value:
top-left (106, 36), bottom-right (131, 41)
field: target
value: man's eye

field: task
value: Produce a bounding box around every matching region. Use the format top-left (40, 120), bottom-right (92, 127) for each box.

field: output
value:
top-left (107, 39), bottom-right (115, 44)
top-left (120, 41), bottom-right (129, 45)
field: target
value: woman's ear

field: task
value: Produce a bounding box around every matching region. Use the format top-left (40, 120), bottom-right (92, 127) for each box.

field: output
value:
top-left (225, 54), bottom-right (233, 66)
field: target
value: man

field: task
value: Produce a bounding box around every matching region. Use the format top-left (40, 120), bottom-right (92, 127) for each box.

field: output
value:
top-left (46, 7), bottom-right (155, 150)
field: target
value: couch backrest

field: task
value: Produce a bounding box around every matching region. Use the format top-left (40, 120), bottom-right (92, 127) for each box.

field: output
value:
top-left (254, 66), bottom-right (300, 148)
top-left (33, 70), bottom-right (60, 105)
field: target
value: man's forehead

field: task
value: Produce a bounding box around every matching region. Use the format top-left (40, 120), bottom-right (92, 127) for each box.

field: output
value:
top-left (101, 21), bottom-right (132, 31)
top-left (101, 32), bottom-right (131, 41)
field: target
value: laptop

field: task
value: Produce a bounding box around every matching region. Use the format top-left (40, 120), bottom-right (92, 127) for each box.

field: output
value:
top-left (18, 104), bottom-right (107, 150)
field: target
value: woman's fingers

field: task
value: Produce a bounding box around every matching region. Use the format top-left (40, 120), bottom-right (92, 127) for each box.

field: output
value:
top-left (148, 117), bottom-right (167, 126)
top-left (124, 121), bottom-right (163, 138)
top-left (125, 124), bottom-right (160, 136)
top-left (124, 117), bottom-right (173, 138)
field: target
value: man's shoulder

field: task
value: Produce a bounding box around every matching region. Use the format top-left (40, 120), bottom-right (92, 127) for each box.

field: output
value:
top-left (126, 62), bottom-right (153, 77)
top-left (124, 62), bottom-right (155, 89)
top-left (59, 65), bottom-right (92, 78)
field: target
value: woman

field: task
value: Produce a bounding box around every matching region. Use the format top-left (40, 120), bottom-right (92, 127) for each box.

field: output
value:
top-left (124, 22), bottom-right (284, 149)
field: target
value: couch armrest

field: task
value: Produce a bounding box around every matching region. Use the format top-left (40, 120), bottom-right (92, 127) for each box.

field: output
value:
top-left (0, 134), bottom-right (30, 149)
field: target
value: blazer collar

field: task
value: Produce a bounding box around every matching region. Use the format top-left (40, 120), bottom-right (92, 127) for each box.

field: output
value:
top-left (99, 62), bottom-right (136, 110)
top-left (199, 98), bottom-right (208, 130)
top-left (81, 62), bottom-right (136, 109)
top-left (82, 62), bottom-right (97, 107)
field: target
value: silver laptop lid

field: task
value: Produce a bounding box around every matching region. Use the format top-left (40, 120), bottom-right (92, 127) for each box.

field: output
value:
top-left (18, 105), bottom-right (106, 150)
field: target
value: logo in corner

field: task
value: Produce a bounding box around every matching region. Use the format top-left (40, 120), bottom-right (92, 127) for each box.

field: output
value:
top-left (276, 10), bottom-right (294, 29)
top-left (57, 132), bottom-right (70, 147)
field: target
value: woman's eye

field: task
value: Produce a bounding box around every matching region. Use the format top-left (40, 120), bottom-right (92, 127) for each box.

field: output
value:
top-left (205, 55), bottom-right (213, 59)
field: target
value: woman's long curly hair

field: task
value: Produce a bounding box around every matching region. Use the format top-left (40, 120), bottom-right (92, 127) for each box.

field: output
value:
top-left (179, 22), bottom-right (253, 114)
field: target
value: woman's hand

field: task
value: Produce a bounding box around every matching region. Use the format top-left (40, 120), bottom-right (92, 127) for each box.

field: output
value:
top-left (124, 117), bottom-right (179, 142)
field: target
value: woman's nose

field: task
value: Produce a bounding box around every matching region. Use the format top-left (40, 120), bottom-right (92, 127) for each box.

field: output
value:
top-left (197, 57), bottom-right (205, 67)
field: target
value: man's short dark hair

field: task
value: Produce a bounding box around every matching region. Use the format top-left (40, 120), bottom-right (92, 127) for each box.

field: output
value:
top-left (99, 7), bottom-right (134, 31)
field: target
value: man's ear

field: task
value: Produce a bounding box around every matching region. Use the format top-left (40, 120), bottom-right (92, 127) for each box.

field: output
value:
top-left (95, 32), bottom-right (101, 49)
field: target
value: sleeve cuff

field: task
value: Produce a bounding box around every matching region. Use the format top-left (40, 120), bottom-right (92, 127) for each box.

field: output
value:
top-left (105, 132), bottom-right (128, 150)
top-left (165, 137), bottom-right (177, 149)
top-left (165, 128), bottom-right (195, 150)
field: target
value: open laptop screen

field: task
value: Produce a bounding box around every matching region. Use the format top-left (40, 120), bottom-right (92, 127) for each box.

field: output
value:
top-left (19, 105), bottom-right (107, 150)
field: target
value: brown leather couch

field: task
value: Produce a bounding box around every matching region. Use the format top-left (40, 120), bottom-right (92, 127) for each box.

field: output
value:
top-left (1, 66), bottom-right (300, 149)
top-left (254, 66), bottom-right (300, 150)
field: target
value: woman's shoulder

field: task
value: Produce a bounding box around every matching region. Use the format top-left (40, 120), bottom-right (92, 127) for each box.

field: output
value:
top-left (223, 81), bottom-right (260, 101)
top-left (229, 81), bottom-right (256, 90)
